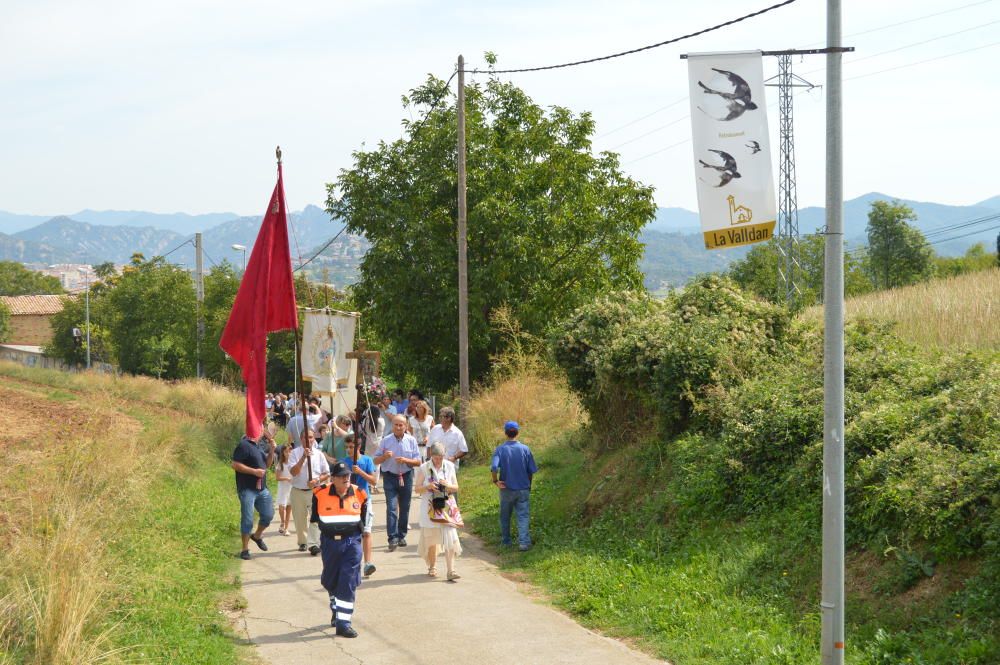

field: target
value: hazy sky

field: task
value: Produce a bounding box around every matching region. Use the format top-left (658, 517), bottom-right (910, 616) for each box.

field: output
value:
top-left (2, 0), bottom-right (998, 218)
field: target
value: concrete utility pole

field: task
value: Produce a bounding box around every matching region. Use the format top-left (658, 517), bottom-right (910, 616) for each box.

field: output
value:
top-left (195, 232), bottom-right (205, 379)
top-left (821, 0), bottom-right (846, 662)
top-left (456, 54), bottom-right (470, 429)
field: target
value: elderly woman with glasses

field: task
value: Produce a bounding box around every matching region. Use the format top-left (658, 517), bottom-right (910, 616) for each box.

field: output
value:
top-left (416, 442), bottom-right (462, 581)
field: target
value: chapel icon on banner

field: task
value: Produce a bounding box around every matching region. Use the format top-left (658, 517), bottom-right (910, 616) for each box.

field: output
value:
top-left (728, 195), bottom-right (753, 225)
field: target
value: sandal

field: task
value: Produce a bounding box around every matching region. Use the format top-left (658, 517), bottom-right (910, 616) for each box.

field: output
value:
top-left (447, 571), bottom-right (461, 581)
top-left (427, 567), bottom-right (437, 578)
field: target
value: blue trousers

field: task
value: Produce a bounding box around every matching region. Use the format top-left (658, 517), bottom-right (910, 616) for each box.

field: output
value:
top-left (237, 486), bottom-right (274, 535)
top-left (320, 533), bottom-right (362, 629)
top-left (499, 488), bottom-right (532, 547)
top-left (382, 470), bottom-right (413, 542)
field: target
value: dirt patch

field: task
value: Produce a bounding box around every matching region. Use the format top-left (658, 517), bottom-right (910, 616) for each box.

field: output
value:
top-left (0, 384), bottom-right (141, 456)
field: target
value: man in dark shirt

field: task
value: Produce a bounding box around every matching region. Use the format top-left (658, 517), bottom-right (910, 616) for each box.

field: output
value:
top-left (490, 421), bottom-right (538, 551)
top-left (232, 428), bottom-right (276, 560)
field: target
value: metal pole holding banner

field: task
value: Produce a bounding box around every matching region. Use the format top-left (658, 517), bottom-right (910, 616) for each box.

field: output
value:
top-left (822, 0), bottom-right (846, 662)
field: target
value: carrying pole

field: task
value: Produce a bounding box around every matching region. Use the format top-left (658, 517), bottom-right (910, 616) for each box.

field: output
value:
top-left (821, 0), bottom-right (846, 662)
top-left (456, 55), bottom-right (470, 430)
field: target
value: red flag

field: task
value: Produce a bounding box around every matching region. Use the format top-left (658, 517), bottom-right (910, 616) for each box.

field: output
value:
top-left (219, 162), bottom-right (298, 439)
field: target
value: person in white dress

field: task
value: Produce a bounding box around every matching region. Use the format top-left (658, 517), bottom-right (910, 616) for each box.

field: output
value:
top-left (407, 400), bottom-right (434, 462)
top-left (416, 442), bottom-right (462, 580)
top-left (361, 404), bottom-right (385, 493)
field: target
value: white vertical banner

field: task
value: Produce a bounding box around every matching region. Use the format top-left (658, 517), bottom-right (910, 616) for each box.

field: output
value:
top-left (688, 51), bottom-right (776, 250)
top-left (301, 310), bottom-right (358, 391)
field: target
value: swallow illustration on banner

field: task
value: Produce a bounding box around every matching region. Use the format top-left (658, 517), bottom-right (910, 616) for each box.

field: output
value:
top-left (699, 149), bottom-right (741, 188)
top-left (698, 68), bottom-right (758, 121)
top-left (746, 140), bottom-right (761, 154)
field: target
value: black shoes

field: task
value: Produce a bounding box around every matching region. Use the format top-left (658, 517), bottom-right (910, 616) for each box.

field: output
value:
top-left (397, 538), bottom-right (407, 548)
top-left (387, 539), bottom-right (397, 552)
top-left (250, 535), bottom-right (268, 551)
top-left (239, 550), bottom-right (251, 560)
top-left (336, 625), bottom-right (358, 638)
top-left (298, 544), bottom-right (307, 552)
top-left (309, 545), bottom-right (321, 556)
top-left (363, 563), bottom-right (376, 578)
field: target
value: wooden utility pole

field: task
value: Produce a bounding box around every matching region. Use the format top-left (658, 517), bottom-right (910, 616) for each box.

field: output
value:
top-left (195, 232), bottom-right (204, 378)
top-left (456, 55), bottom-right (470, 428)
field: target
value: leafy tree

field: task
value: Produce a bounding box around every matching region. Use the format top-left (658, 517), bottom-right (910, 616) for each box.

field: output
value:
top-left (0, 301), bottom-right (10, 343)
top-left (865, 200), bottom-right (933, 289)
top-left (105, 257), bottom-right (196, 378)
top-left (94, 261), bottom-right (118, 281)
top-left (0, 261), bottom-right (63, 296)
top-left (201, 261), bottom-right (241, 384)
top-left (44, 294), bottom-right (114, 367)
top-left (728, 235), bottom-right (872, 308)
top-left (328, 72), bottom-right (656, 389)
top-left (934, 243), bottom-right (997, 278)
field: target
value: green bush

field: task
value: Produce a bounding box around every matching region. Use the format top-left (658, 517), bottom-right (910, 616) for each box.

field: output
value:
top-left (551, 276), bottom-right (791, 436)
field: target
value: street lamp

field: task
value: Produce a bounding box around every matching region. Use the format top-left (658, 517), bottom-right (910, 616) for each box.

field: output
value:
top-left (231, 244), bottom-right (247, 272)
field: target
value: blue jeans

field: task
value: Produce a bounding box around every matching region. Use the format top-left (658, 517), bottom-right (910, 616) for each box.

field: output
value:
top-left (499, 488), bottom-right (531, 547)
top-left (382, 470), bottom-right (413, 542)
top-left (237, 486), bottom-right (274, 535)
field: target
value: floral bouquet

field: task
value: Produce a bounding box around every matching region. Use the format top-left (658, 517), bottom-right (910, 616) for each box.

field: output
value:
top-left (364, 376), bottom-right (388, 404)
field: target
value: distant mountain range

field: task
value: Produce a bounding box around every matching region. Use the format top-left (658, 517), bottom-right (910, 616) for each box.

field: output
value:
top-left (2, 193), bottom-right (997, 290)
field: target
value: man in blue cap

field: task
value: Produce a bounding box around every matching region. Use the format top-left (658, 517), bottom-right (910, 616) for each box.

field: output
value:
top-left (490, 421), bottom-right (538, 551)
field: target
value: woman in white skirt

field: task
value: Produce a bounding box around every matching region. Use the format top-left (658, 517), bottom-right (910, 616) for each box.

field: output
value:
top-left (416, 442), bottom-right (462, 580)
top-left (274, 443), bottom-right (293, 535)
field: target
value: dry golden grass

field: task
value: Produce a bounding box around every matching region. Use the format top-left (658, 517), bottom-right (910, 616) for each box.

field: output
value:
top-left (467, 355), bottom-right (586, 460)
top-left (802, 268), bottom-right (999, 351)
top-left (0, 365), bottom-right (244, 664)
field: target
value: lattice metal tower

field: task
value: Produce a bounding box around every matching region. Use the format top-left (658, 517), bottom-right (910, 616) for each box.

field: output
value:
top-left (766, 55), bottom-right (815, 303)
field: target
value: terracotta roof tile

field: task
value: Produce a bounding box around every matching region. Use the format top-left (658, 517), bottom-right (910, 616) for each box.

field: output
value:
top-left (0, 295), bottom-right (67, 316)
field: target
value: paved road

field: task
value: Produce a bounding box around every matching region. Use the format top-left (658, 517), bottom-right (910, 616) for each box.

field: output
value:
top-left (238, 489), bottom-right (665, 665)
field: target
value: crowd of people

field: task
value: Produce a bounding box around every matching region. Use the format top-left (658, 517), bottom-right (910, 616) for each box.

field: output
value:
top-left (232, 386), bottom-right (538, 638)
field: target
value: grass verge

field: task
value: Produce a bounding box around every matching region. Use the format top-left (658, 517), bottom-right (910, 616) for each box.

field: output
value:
top-left (0, 363), bottom-right (250, 665)
top-left (461, 438), bottom-right (997, 664)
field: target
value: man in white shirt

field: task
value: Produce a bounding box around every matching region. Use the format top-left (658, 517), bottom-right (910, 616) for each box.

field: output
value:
top-left (428, 406), bottom-right (468, 468)
top-left (288, 429), bottom-right (331, 555)
top-left (286, 404), bottom-right (323, 447)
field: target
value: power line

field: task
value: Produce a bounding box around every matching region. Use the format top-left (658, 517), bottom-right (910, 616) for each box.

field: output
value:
top-left (202, 249), bottom-right (219, 268)
top-left (156, 239), bottom-right (194, 261)
top-left (846, 213), bottom-right (1000, 255)
top-left (812, 0), bottom-right (996, 46)
top-left (607, 114), bottom-right (690, 150)
top-left (600, 1), bottom-right (996, 154)
top-left (845, 39), bottom-right (1000, 81)
top-left (799, 19), bottom-right (1000, 76)
top-left (922, 213), bottom-right (1000, 238)
top-left (294, 224), bottom-right (349, 273)
top-left (465, 0), bottom-right (800, 74)
top-left (596, 97), bottom-right (687, 139)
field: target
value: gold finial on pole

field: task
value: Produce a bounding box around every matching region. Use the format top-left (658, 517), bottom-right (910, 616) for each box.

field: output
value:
top-left (276, 145), bottom-right (282, 164)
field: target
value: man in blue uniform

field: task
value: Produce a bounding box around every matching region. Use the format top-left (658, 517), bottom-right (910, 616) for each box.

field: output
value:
top-left (490, 421), bottom-right (538, 552)
top-left (313, 462), bottom-right (367, 638)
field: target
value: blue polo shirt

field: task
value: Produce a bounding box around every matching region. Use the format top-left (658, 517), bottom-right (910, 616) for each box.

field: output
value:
top-left (392, 399), bottom-right (409, 416)
top-left (490, 440), bottom-right (537, 491)
top-left (340, 454), bottom-right (376, 492)
top-left (232, 436), bottom-right (269, 491)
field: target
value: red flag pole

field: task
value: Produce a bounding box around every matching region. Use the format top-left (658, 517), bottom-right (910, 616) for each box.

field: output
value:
top-left (219, 146), bottom-right (298, 439)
